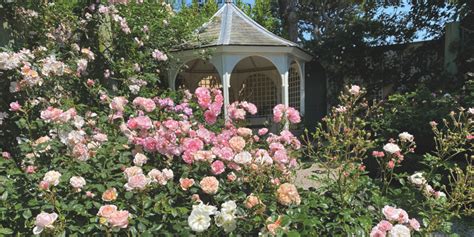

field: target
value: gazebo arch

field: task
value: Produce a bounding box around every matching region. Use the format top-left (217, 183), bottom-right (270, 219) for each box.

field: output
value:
top-left (174, 58), bottom-right (221, 92)
top-left (230, 56), bottom-right (281, 118)
top-left (168, 0), bottom-right (312, 124)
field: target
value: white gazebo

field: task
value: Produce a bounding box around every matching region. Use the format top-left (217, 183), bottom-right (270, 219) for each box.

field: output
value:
top-left (168, 0), bottom-right (312, 125)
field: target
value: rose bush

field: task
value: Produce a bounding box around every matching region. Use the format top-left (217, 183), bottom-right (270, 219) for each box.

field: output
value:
top-left (0, 1), bottom-right (473, 236)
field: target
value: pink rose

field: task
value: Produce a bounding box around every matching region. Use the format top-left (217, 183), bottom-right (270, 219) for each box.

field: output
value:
top-left (397, 209), bottom-right (409, 224)
top-left (409, 218), bottom-right (420, 231)
top-left (133, 97), bottom-right (156, 112)
top-left (258, 128), bottom-right (269, 136)
top-left (2, 152), bottom-right (11, 159)
top-left (273, 149), bottom-right (289, 164)
top-left (227, 172), bottom-right (237, 182)
top-left (287, 107), bottom-right (301, 124)
top-left (86, 191), bottom-right (95, 198)
top-left (273, 104), bottom-right (285, 123)
top-left (124, 174), bottom-right (149, 191)
top-left (387, 160), bottom-right (395, 169)
top-left (195, 87), bottom-right (211, 109)
top-left (382, 205), bottom-right (398, 221)
top-left (200, 176), bottom-right (219, 194)
top-left (349, 85), bottom-right (361, 95)
top-left (204, 110), bottom-right (217, 125)
top-left (152, 49), bottom-right (168, 61)
top-left (33, 212), bottom-right (58, 235)
top-left (108, 210), bottom-right (130, 228)
top-left (229, 136), bottom-right (246, 152)
top-left (370, 227), bottom-right (386, 237)
top-left (179, 178), bottom-right (195, 191)
top-left (97, 205), bottom-right (117, 218)
top-left (39, 181), bottom-right (50, 190)
top-left (211, 160), bottom-right (225, 175)
top-left (25, 165), bottom-right (37, 174)
top-left (109, 97), bottom-right (128, 112)
top-left (276, 183), bottom-right (301, 206)
top-left (372, 151), bottom-right (385, 158)
top-left (9, 101), bottom-right (21, 111)
top-left (377, 220), bottom-right (393, 232)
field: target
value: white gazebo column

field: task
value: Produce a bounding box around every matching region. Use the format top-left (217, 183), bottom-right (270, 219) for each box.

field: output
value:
top-left (168, 67), bottom-right (179, 91)
top-left (280, 62), bottom-right (290, 129)
top-left (299, 61), bottom-right (305, 115)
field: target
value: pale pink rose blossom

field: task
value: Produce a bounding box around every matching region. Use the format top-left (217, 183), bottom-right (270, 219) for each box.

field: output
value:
top-left (377, 220), bottom-right (393, 232)
top-left (349, 85), bottom-right (361, 95)
top-left (179, 178), bottom-right (195, 191)
top-left (9, 101), bottom-right (21, 111)
top-left (276, 183), bottom-right (301, 206)
top-left (86, 191), bottom-right (95, 198)
top-left (1, 152), bottom-right (11, 159)
top-left (211, 160), bottom-right (225, 175)
top-left (200, 176), bottom-right (219, 194)
top-left (123, 166), bottom-right (143, 178)
top-left (108, 210), bottom-right (130, 228)
top-left (33, 212), bottom-right (58, 235)
top-left (286, 107), bottom-right (301, 124)
top-left (97, 205), bottom-right (118, 218)
top-left (227, 172), bottom-right (237, 182)
top-left (25, 165), bottom-right (37, 174)
top-left (258, 128), bottom-right (269, 136)
top-left (370, 227), bottom-right (386, 237)
top-left (229, 136), bottom-right (246, 152)
top-left (69, 176), bottom-right (86, 191)
top-left (124, 174), bottom-right (149, 191)
top-left (152, 49), bottom-right (168, 61)
top-left (409, 218), bottom-right (420, 231)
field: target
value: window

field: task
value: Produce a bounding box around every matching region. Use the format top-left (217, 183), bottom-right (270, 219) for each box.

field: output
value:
top-left (198, 75), bottom-right (221, 89)
top-left (288, 64), bottom-right (300, 110)
top-left (239, 73), bottom-right (277, 116)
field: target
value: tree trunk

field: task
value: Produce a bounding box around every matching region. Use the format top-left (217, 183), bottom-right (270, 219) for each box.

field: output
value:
top-left (278, 0), bottom-right (298, 42)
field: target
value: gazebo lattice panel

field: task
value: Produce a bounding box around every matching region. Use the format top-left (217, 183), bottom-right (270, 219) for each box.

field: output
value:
top-left (239, 73), bottom-right (277, 116)
top-left (288, 64), bottom-right (300, 110)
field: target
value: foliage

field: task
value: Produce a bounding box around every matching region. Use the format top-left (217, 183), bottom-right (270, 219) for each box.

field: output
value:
top-left (302, 86), bottom-right (472, 235)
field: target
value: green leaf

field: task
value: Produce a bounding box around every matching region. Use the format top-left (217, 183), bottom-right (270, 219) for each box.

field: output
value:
top-left (22, 209), bottom-right (32, 219)
top-left (0, 227), bottom-right (13, 234)
top-left (287, 231), bottom-right (301, 237)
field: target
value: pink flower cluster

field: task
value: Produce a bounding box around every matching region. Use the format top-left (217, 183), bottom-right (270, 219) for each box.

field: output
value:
top-left (370, 205), bottom-right (420, 237)
top-left (132, 97), bottom-right (156, 112)
top-left (97, 205), bottom-right (130, 229)
top-left (195, 87), bottom-right (223, 124)
top-left (227, 101), bottom-right (257, 121)
top-left (115, 87), bottom-right (301, 189)
top-left (273, 104), bottom-right (301, 124)
top-left (123, 166), bottom-right (174, 191)
top-left (40, 107), bottom-right (77, 123)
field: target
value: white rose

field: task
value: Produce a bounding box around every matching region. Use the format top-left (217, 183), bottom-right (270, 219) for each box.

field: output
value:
top-left (69, 176), bottom-right (86, 190)
top-left (349, 85), bottom-right (361, 95)
top-left (468, 107), bottom-right (474, 115)
top-left (221, 200), bottom-right (237, 215)
top-left (233, 151), bottom-right (252, 164)
top-left (133, 153), bottom-right (148, 166)
top-left (399, 132), bottom-right (414, 142)
top-left (383, 143), bottom-right (401, 154)
top-left (43, 170), bottom-right (62, 186)
top-left (192, 202), bottom-right (217, 216)
top-left (389, 224), bottom-right (411, 237)
top-left (162, 168), bottom-right (174, 181)
top-left (188, 210), bottom-right (212, 232)
top-left (408, 172), bottom-right (426, 187)
top-left (214, 211), bottom-right (237, 233)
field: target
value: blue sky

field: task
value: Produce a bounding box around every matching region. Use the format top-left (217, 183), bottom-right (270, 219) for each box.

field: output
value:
top-left (182, 0), bottom-right (435, 42)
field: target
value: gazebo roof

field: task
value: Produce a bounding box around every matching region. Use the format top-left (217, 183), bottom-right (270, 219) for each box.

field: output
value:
top-left (179, 1), bottom-right (300, 49)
